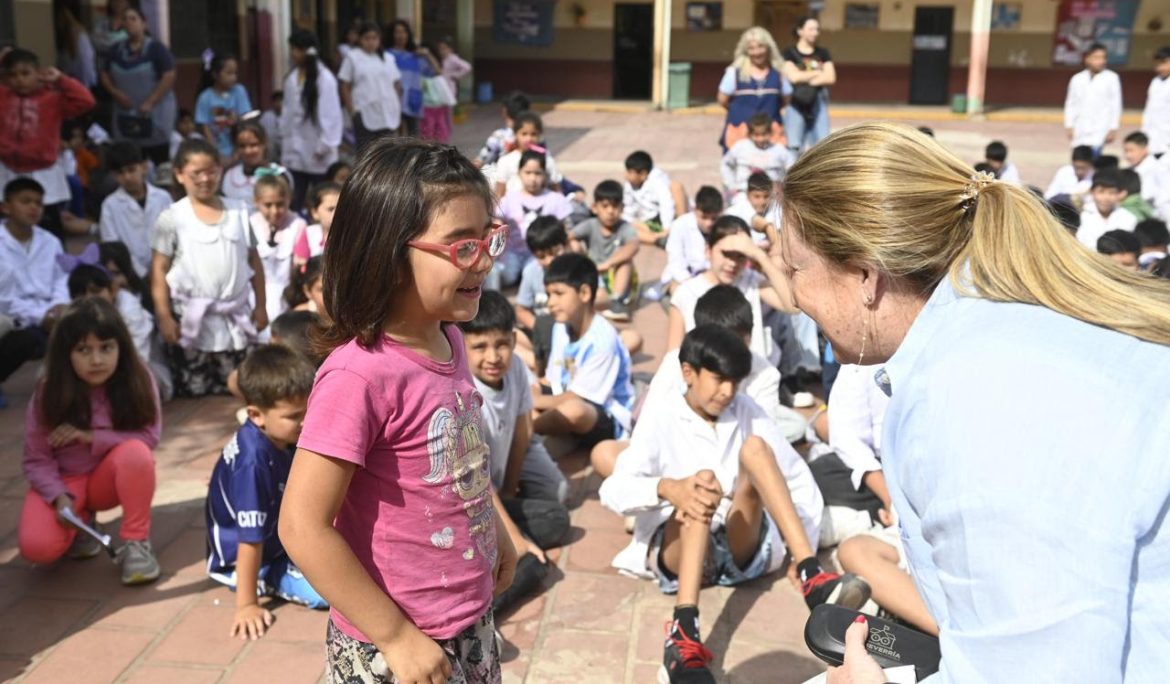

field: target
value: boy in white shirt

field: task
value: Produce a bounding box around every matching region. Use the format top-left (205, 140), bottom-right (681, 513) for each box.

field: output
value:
top-left (1142, 47), bottom-right (1170, 156)
top-left (1135, 218), bottom-right (1169, 271)
top-left (661, 186), bottom-right (723, 294)
top-left (724, 172), bottom-right (782, 249)
top-left (98, 142), bottom-right (172, 279)
top-left (533, 253), bottom-right (636, 451)
top-left (458, 291), bottom-right (569, 613)
top-left (1123, 131), bottom-right (1166, 206)
top-left (1064, 42), bottom-right (1122, 151)
top-left (721, 113), bottom-right (792, 197)
top-left (599, 325), bottom-right (868, 684)
top-left (0, 179), bottom-right (69, 402)
top-left (1044, 145), bottom-right (1096, 201)
top-left (623, 150), bottom-right (677, 247)
top-left (984, 140), bottom-right (1020, 185)
top-left (1078, 168), bottom-right (1138, 248)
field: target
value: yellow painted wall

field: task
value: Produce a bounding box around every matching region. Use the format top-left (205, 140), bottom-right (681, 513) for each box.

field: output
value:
top-left (13, 0), bottom-right (55, 63)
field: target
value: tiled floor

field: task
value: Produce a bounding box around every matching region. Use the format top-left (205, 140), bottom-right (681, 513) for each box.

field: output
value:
top-left (0, 103), bottom-right (1081, 683)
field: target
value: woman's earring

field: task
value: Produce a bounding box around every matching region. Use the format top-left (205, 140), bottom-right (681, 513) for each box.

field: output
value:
top-left (858, 326), bottom-right (868, 366)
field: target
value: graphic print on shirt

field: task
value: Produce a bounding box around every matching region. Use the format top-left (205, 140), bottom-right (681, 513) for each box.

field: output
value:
top-left (422, 390), bottom-right (496, 568)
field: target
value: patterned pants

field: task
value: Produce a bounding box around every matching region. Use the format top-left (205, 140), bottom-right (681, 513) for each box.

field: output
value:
top-left (326, 611), bottom-right (500, 684)
top-left (168, 346), bottom-right (248, 398)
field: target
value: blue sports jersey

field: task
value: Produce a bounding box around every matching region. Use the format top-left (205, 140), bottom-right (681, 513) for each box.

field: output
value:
top-left (205, 420), bottom-right (292, 579)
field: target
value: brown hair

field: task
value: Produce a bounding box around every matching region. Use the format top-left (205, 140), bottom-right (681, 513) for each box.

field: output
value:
top-left (317, 137), bottom-right (494, 352)
top-left (237, 344), bottom-right (316, 409)
top-left (40, 298), bottom-right (157, 431)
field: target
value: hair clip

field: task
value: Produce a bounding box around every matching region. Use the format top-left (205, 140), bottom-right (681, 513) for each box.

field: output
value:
top-left (254, 163), bottom-right (288, 180)
top-left (201, 48), bottom-right (215, 72)
top-left (56, 243), bottom-right (108, 276)
top-left (240, 109), bottom-right (262, 121)
top-left (305, 46), bottom-right (319, 57)
top-left (959, 170), bottom-right (996, 213)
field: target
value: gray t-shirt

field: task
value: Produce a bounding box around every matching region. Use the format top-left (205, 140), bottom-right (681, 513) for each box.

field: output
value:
top-left (516, 258), bottom-right (547, 314)
top-left (571, 217), bottom-right (637, 265)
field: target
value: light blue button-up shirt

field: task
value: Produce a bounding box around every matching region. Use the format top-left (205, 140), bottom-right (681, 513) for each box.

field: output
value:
top-left (880, 277), bottom-right (1170, 682)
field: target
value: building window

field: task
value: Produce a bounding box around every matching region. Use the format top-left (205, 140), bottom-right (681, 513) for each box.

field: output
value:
top-left (844, 4), bottom-right (880, 30)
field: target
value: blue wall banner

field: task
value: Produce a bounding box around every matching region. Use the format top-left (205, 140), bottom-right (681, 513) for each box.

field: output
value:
top-left (1052, 0), bottom-right (1141, 66)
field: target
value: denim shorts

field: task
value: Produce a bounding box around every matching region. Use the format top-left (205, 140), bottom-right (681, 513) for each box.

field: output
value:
top-left (648, 515), bottom-right (778, 594)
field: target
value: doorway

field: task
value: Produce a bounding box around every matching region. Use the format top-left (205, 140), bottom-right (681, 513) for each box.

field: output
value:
top-left (614, 4), bottom-right (653, 100)
top-left (909, 6), bottom-right (953, 105)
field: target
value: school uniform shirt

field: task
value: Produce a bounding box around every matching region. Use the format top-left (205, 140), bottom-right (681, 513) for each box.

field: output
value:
top-left (515, 258), bottom-right (548, 316)
top-left (0, 222), bottom-right (69, 327)
top-left (724, 195), bottom-right (782, 247)
top-left (623, 171), bottom-right (676, 227)
top-left (472, 359), bottom-right (535, 488)
top-left (115, 289), bottom-right (173, 401)
top-left (205, 420), bottom-right (292, 583)
top-left (195, 84), bottom-right (253, 158)
top-left (877, 277), bottom-right (1170, 682)
top-left (672, 271), bottom-right (778, 367)
top-left (1132, 155), bottom-right (1166, 204)
top-left (599, 391), bottom-right (822, 579)
top-left (98, 184), bottom-right (173, 278)
top-left (545, 315), bottom-right (635, 437)
top-left (826, 364), bottom-right (889, 491)
top-left (280, 66), bottom-right (344, 175)
top-left (0, 154), bottom-right (72, 206)
top-left (662, 212), bottom-right (709, 285)
top-left (997, 162), bottom-right (1021, 186)
top-left (250, 211), bottom-right (306, 325)
top-left (1077, 201), bottom-right (1138, 249)
top-left (495, 148), bottom-right (563, 194)
top-left (338, 49), bottom-right (402, 132)
top-left (1142, 75), bottom-right (1170, 155)
top-left (1063, 69), bottom-right (1122, 149)
top-left (720, 139), bottom-right (791, 193)
top-left (220, 164), bottom-right (296, 214)
top-left (1043, 164), bottom-right (1092, 201)
top-left (571, 217), bottom-right (638, 266)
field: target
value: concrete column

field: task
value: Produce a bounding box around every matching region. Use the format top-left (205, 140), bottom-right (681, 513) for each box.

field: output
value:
top-left (966, 0), bottom-right (992, 117)
top-left (12, 0), bottom-right (54, 63)
top-left (651, 0), bottom-right (672, 107)
top-left (456, 0), bottom-right (474, 103)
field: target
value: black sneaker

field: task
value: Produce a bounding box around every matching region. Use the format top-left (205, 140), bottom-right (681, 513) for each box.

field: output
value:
top-left (801, 571), bottom-right (871, 611)
top-left (658, 620), bottom-right (716, 684)
top-left (601, 301), bottom-right (631, 322)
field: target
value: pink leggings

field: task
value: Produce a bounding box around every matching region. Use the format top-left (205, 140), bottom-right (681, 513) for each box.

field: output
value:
top-left (19, 439), bottom-right (156, 564)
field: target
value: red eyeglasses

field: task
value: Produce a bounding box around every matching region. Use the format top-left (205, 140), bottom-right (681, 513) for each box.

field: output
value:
top-left (408, 224), bottom-right (509, 270)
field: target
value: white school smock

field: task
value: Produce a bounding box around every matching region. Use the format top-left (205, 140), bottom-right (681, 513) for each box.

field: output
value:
top-left (250, 211), bottom-right (306, 325)
top-left (671, 271), bottom-right (778, 366)
top-left (622, 170), bottom-right (676, 226)
top-left (338, 49), bottom-right (402, 132)
top-left (1142, 75), bottom-right (1170, 156)
top-left (662, 212), bottom-right (709, 285)
top-left (826, 364), bottom-right (889, 491)
top-left (0, 156), bottom-right (70, 205)
top-left (1043, 164), bottom-right (1092, 201)
top-left (99, 185), bottom-right (173, 278)
top-left (0, 222), bottom-right (69, 327)
top-left (280, 67), bottom-right (344, 175)
top-left (1064, 69), bottom-right (1122, 148)
top-left (1077, 202), bottom-right (1138, 249)
top-left (599, 391), bottom-right (822, 579)
top-left (1132, 154), bottom-right (1167, 204)
top-left (724, 195), bottom-right (782, 247)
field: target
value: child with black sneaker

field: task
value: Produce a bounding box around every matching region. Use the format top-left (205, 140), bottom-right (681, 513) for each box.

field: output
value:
top-left (570, 180), bottom-right (639, 321)
top-left (599, 325), bottom-right (869, 684)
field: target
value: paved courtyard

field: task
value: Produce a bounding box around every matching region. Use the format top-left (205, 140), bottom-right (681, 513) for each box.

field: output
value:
top-left (0, 102), bottom-right (1137, 683)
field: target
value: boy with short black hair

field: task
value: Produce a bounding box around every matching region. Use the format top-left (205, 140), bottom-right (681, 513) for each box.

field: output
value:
top-left (600, 325), bottom-right (868, 684)
top-left (623, 150), bottom-right (676, 246)
top-left (1135, 218), bottom-right (1169, 270)
top-left (1045, 145), bottom-right (1096, 201)
top-left (721, 113), bottom-right (792, 197)
top-left (1079, 168), bottom-right (1138, 248)
top-left (984, 140), bottom-right (1020, 184)
top-left (0, 178), bottom-right (68, 404)
top-left (1142, 47), bottom-right (1170, 157)
top-left (725, 171), bottom-right (782, 250)
top-left (571, 180), bottom-right (640, 321)
top-left (206, 345), bottom-right (327, 641)
top-left (1123, 131), bottom-right (1166, 206)
top-left (99, 142), bottom-right (172, 278)
top-left (1097, 229), bottom-right (1142, 271)
top-left (1064, 42), bottom-right (1122, 151)
top-left (534, 253), bottom-right (635, 450)
top-left (458, 291), bottom-right (570, 611)
top-left (269, 309), bottom-right (321, 362)
top-left (661, 186), bottom-right (723, 293)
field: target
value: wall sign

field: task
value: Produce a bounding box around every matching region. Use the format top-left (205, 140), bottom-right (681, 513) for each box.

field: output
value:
top-left (1053, 0), bottom-right (1140, 66)
top-left (493, 0), bottom-right (557, 46)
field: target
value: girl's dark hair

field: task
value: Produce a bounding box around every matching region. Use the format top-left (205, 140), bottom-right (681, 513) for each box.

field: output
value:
top-left (387, 19), bottom-right (416, 52)
top-left (232, 118), bottom-right (268, 146)
top-left (200, 52), bottom-right (237, 93)
top-left (357, 21), bottom-right (384, 60)
top-left (518, 149), bottom-right (547, 172)
top-left (67, 265), bottom-right (113, 299)
top-left (289, 30), bottom-right (321, 126)
top-left (285, 255), bottom-right (323, 310)
top-left (679, 324), bottom-right (752, 383)
top-left (40, 298), bottom-right (157, 432)
top-left (325, 161), bottom-right (351, 183)
top-left (705, 215), bottom-right (750, 248)
top-left (174, 138), bottom-right (220, 170)
top-left (318, 138), bottom-right (494, 351)
top-left (308, 181), bottom-right (343, 210)
top-left (98, 241), bottom-right (151, 311)
top-left (793, 15), bottom-right (818, 37)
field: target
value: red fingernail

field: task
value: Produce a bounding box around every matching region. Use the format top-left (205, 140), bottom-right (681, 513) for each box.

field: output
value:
top-left (854, 615), bottom-right (866, 624)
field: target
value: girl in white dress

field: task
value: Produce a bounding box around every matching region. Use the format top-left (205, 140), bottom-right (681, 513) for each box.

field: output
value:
top-left (249, 174), bottom-right (306, 331)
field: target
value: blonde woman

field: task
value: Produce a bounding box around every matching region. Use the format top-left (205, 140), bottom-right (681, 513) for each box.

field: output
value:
top-left (779, 122), bottom-right (1170, 683)
top-left (716, 26), bottom-right (791, 151)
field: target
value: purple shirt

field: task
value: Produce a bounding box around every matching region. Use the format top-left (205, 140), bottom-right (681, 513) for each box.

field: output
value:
top-left (497, 189), bottom-right (572, 260)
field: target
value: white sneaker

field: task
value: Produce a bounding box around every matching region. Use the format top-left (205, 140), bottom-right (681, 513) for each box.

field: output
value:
top-left (792, 391), bottom-right (816, 409)
top-left (117, 540), bottom-right (161, 585)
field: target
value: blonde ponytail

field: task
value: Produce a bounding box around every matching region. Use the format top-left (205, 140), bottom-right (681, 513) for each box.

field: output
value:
top-left (782, 121), bottom-right (1170, 346)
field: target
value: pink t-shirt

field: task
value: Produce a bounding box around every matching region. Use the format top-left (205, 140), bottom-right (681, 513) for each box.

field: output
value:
top-left (292, 223), bottom-right (325, 261)
top-left (297, 325), bottom-right (497, 641)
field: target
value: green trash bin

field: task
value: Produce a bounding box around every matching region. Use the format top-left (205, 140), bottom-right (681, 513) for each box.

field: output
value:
top-left (951, 93), bottom-right (967, 114)
top-left (667, 62), bottom-right (691, 110)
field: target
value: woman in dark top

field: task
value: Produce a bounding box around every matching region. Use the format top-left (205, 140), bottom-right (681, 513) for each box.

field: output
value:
top-left (782, 16), bottom-right (835, 158)
top-left (99, 5), bottom-right (176, 164)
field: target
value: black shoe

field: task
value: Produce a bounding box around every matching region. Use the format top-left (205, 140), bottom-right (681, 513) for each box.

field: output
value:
top-left (601, 301), bottom-right (631, 322)
top-left (658, 620), bottom-right (716, 684)
top-left (491, 553), bottom-right (548, 614)
top-left (801, 571), bottom-right (871, 611)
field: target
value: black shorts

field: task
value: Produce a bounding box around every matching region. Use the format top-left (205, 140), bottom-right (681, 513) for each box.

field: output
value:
top-left (538, 385), bottom-right (617, 450)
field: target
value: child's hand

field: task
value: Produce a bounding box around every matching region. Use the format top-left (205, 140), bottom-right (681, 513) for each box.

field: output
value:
top-left (877, 505), bottom-right (896, 528)
top-left (252, 307), bottom-right (269, 333)
top-left (38, 67), bottom-right (61, 83)
top-left (230, 604), bottom-right (274, 640)
top-left (53, 494), bottom-right (75, 526)
top-left (662, 470), bottom-right (722, 526)
top-left (158, 315), bottom-right (180, 345)
top-left (48, 424), bottom-right (93, 448)
top-left (379, 626), bottom-right (452, 684)
top-left (494, 520), bottom-right (518, 596)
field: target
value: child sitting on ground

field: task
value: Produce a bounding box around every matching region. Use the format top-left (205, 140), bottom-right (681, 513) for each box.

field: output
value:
top-left (492, 150), bottom-right (573, 289)
top-left (1123, 131), bottom-right (1166, 206)
top-left (571, 180), bottom-right (640, 321)
top-left (1135, 218), bottom-right (1169, 270)
top-left (251, 174), bottom-right (307, 329)
top-left (721, 113), bottom-right (792, 198)
top-left (207, 345), bottom-right (327, 641)
top-left (1044, 145), bottom-right (1095, 202)
top-left (493, 111), bottom-right (563, 196)
top-left (599, 325), bottom-right (869, 684)
top-left (1097, 229), bottom-right (1142, 271)
top-left (458, 291), bottom-right (569, 613)
top-left (984, 140), bottom-right (1020, 184)
top-left (98, 142), bottom-right (173, 279)
top-left (661, 186), bottom-right (724, 295)
top-left (623, 150), bottom-right (677, 246)
top-left (20, 298), bottom-right (162, 584)
top-left (533, 253), bottom-right (636, 451)
top-left (475, 90), bottom-right (529, 169)
top-left (292, 182), bottom-right (341, 266)
top-left (1078, 168), bottom-right (1138, 248)
top-left (725, 172), bottom-right (783, 249)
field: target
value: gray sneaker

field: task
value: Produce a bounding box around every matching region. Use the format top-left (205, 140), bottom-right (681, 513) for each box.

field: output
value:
top-left (66, 528), bottom-right (103, 560)
top-left (601, 301), bottom-right (631, 322)
top-left (117, 540), bottom-right (161, 585)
